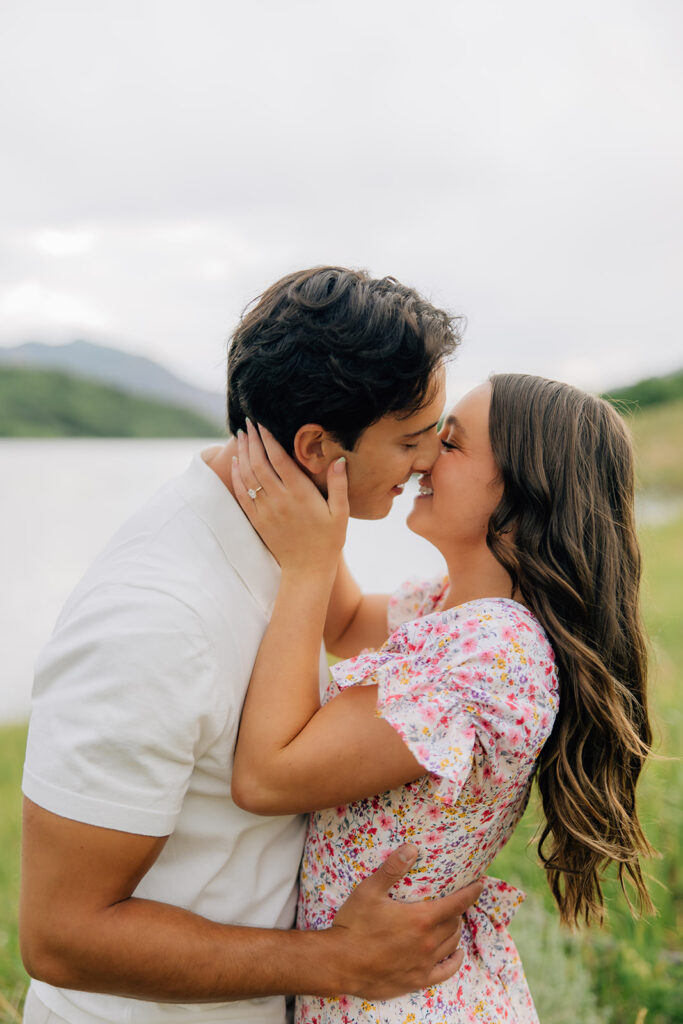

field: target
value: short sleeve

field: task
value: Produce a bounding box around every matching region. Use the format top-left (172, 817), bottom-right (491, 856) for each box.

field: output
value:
top-left (387, 574), bottom-right (449, 633)
top-left (332, 600), bottom-right (558, 805)
top-left (22, 584), bottom-right (217, 836)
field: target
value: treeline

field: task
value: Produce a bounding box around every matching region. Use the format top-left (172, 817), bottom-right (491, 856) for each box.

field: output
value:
top-left (603, 367), bottom-right (683, 410)
top-left (0, 367), bottom-right (221, 438)
top-left (3, 361), bottom-right (682, 438)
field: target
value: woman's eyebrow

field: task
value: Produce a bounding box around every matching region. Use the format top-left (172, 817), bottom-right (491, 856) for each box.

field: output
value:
top-left (443, 414), bottom-right (467, 436)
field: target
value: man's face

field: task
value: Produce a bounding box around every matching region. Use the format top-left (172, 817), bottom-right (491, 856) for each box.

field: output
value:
top-left (330, 368), bottom-right (447, 520)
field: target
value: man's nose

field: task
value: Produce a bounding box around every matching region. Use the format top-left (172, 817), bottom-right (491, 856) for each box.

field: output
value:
top-left (412, 433), bottom-right (440, 472)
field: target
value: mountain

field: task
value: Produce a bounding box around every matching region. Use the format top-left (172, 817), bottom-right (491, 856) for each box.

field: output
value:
top-left (0, 366), bottom-right (221, 438)
top-left (0, 340), bottom-right (225, 426)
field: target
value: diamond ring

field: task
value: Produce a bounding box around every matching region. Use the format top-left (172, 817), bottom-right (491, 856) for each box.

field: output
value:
top-left (247, 486), bottom-right (263, 500)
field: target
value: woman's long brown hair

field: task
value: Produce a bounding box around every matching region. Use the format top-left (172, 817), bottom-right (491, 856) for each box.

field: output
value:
top-left (487, 374), bottom-right (654, 926)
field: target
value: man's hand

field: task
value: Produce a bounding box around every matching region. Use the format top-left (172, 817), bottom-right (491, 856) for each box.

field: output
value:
top-left (330, 843), bottom-right (483, 1000)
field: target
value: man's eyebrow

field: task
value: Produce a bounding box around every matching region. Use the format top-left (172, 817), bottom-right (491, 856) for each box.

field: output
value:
top-left (400, 418), bottom-right (441, 439)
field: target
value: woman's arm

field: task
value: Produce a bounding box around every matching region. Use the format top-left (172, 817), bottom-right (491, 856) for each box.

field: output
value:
top-left (231, 424), bottom-right (424, 814)
top-left (232, 570), bottom-right (424, 815)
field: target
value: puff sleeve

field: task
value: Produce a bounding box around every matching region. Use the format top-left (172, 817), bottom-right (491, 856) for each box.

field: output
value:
top-left (387, 574), bottom-right (449, 633)
top-left (331, 599), bottom-right (558, 806)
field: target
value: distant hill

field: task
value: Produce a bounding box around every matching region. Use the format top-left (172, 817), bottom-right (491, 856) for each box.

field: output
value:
top-left (0, 340), bottom-right (225, 426)
top-left (602, 367), bottom-right (683, 410)
top-left (0, 366), bottom-right (222, 438)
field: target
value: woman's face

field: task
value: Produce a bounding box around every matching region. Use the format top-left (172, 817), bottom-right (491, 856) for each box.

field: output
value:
top-left (406, 382), bottom-right (503, 551)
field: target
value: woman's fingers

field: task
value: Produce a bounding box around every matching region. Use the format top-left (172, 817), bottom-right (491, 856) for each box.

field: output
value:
top-left (235, 427), bottom-right (267, 501)
top-left (245, 420), bottom-right (284, 494)
top-left (254, 424), bottom-right (348, 529)
top-left (257, 423), bottom-right (318, 494)
top-left (231, 455), bottom-right (259, 526)
top-left (233, 422), bottom-right (348, 569)
top-left (326, 456), bottom-right (349, 524)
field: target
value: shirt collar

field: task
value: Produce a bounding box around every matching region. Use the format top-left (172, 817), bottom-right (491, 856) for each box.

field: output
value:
top-left (173, 449), bottom-right (281, 617)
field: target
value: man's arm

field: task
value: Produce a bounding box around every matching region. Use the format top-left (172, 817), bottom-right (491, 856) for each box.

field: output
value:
top-left (324, 555), bottom-right (390, 658)
top-left (20, 799), bottom-right (482, 1003)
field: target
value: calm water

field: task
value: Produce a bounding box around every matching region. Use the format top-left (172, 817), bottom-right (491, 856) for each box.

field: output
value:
top-left (0, 439), bottom-right (445, 723)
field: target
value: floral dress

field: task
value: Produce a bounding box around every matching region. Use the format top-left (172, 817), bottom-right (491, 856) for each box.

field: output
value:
top-left (296, 576), bottom-right (559, 1024)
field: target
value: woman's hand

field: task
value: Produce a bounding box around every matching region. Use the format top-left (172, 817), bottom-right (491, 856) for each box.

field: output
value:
top-left (232, 420), bottom-right (349, 577)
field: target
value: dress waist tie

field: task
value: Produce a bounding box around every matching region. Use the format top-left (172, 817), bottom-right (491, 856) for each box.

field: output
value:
top-left (462, 875), bottom-right (526, 976)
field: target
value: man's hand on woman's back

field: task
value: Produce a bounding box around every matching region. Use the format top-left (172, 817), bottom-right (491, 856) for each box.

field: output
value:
top-left (332, 843), bottom-right (483, 1000)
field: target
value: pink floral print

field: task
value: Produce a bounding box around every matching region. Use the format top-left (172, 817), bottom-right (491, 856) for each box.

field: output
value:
top-left (296, 576), bottom-right (559, 1024)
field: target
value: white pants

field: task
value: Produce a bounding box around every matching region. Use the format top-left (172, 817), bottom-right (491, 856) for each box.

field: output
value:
top-left (23, 989), bottom-right (71, 1024)
top-left (22, 987), bottom-right (292, 1024)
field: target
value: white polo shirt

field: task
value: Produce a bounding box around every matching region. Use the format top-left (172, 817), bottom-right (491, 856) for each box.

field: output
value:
top-left (23, 450), bottom-right (326, 1024)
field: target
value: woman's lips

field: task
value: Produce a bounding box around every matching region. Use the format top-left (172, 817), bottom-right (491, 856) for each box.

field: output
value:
top-left (416, 483), bottom-right (433, 498)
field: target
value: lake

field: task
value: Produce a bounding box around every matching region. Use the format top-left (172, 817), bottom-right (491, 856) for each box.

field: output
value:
top-left (0, 438), bottom-right (445, 723)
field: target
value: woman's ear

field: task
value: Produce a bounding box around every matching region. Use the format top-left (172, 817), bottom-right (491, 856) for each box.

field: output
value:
top-left (292, 424), bottom-right (342, 474)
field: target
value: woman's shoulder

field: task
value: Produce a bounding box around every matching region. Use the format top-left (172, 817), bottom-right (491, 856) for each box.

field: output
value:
top-left (390, 596), bottom-right (557, 687)
top-left (444, 597), bottom-right (551, 642)
top-left (432, 597), bottom-right (555, 662)
top-left (338, 594), bottom-right (558, 703)
top-left (387, 574), bottom-right (449, 632)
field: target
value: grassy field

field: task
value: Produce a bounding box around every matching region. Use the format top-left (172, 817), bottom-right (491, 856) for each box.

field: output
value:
top-left (628, 399), bottom-right (683, 494)
top-left (0, 725), bottom-right (28, 1020)
top-left (491, 512), bottom-right (683, 1024)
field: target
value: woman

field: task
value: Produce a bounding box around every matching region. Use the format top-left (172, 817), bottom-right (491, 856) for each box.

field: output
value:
top-left (231, 374), bottom-right (653, 1024)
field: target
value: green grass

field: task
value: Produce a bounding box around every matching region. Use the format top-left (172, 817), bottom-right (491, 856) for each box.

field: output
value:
top-left (0, 725), bottom-right (28, 1020)
top-left (491, 514), bottom-right (683, 1024)
top-left (0, 366), bottom-right (221, 438)
top-left (628, 399), bottom-right (683, 494)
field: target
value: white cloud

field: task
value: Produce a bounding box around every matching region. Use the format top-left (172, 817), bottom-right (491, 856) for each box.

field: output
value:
top-left (0, 0), bottom-right (680, 392)
top-left (0, 282), bottom-right (111, 332)
top-left (32, 228), bottom-right (97, 258)
top-left (198, 258), bottom-right (231, 282)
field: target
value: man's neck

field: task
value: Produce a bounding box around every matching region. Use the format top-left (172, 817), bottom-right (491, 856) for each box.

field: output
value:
top-left (204, 436), bottom-right (240, 500)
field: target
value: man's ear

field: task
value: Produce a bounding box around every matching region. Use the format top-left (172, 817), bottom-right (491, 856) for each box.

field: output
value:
top-left (292, 424), bottom-right (343, 474)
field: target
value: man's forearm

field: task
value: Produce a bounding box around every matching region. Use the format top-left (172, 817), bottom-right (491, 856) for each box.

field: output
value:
top-left (22, 800), bottom-right (477, 1005)
top-left (25, 895), bottom-right (349, 1002)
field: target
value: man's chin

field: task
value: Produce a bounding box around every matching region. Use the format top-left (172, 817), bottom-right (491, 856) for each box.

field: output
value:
top-left (348, 497), bottom-right (395, 521)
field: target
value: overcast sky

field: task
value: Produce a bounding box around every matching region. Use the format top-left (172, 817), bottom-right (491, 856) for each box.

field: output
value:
top-left (1, 0), bottom-right (681, 400)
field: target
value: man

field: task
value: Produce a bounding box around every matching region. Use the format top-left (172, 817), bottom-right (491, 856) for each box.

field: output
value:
top-left (21, 267), bottom-right (480, 1024)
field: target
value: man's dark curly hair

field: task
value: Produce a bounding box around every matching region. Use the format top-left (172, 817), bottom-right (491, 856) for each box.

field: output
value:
top-left (227, 266), bottom-right (463, 452)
